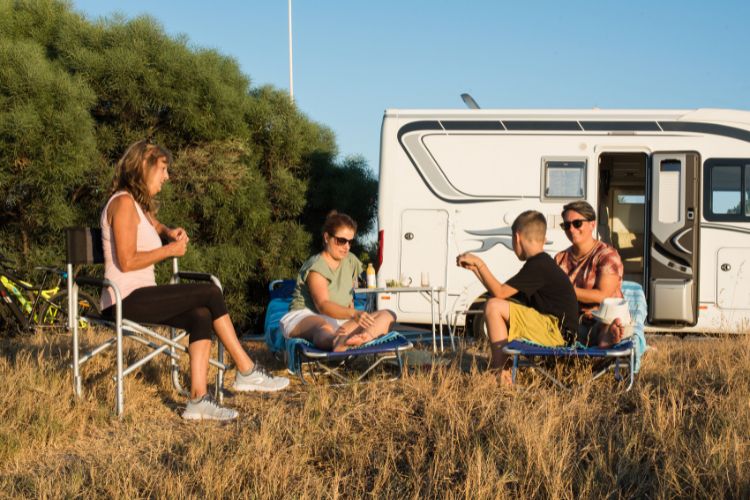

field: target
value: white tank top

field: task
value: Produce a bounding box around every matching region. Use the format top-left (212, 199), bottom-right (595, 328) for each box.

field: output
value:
top-left (100, 191), bottom-right (163, 310)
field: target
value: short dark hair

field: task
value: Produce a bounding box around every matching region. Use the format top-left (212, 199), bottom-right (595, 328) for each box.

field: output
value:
top-left (561, 200), bottom-right (596, 221)
top-left (511, 210), bottom-right (547, 243)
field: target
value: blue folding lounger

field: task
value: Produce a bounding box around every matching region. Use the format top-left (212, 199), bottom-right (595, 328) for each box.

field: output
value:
top-left (263, 280), bottom-right (413, 383)
top-left (502, 280), bottom-right (648, 391)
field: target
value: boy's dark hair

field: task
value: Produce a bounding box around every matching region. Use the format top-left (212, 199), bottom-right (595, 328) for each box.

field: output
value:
top-left (561, 200), bottom-right (597, 221)
top-left (511, 210), bottom-right (547, 243)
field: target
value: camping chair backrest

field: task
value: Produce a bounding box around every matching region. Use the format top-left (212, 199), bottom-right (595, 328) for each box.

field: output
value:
top-left (66, 228), bottom-right (104, 266)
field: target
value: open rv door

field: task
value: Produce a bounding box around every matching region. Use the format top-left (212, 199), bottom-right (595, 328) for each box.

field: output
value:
top-left (647, 152), bottom-right (700, 325)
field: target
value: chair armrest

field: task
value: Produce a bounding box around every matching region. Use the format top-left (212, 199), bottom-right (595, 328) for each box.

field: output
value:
top-left (75, 276), bottom-right (121, 298)
top-left (175, 271), bottom-right (213, 282)
top-left (173, 271), bottom-right (223, 291)
top-left (75, 276), bottom-right (107, 288)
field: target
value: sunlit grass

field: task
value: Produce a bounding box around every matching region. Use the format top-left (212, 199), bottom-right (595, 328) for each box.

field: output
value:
top-left (1, 329), bottom-right (749, 498)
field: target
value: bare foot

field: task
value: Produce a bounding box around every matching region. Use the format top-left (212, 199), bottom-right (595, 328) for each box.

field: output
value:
top-left (498, 369), bottom-right (513, 387)
top-left (344, 329), bottom-right (378, 347)
top-left (332, 334), bottom-right (350, 352)
top-left (598, 318), bottom-right (624, 348)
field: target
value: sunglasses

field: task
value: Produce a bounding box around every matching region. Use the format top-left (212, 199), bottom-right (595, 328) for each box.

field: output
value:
top-left (330, 234), bottom-right (355, 246)
top-left (560, 219), bottom-right (591, 231)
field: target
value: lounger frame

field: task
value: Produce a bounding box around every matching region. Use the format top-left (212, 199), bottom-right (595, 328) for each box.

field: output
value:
top-left (292, 337), bottom-right (413, 385)
top-left (503, 340), bottom-right (635, 391)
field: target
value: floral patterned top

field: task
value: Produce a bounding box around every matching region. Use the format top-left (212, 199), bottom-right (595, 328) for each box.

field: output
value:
top-left (554, 240), bottom-right (624, 314)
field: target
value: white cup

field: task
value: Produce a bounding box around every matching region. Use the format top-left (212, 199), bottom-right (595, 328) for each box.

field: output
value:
top-left (400, 274), bottom-right (412, 287)
top-left (420, 272), bottom-right (430, 287)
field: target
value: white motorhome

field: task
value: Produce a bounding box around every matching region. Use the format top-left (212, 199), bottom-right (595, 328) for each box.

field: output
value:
top-left (376, 108), bottom-right (750, 335)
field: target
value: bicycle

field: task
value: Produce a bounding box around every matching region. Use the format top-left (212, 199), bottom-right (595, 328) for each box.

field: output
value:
top-left (0, 254), bottom-right (99, 335)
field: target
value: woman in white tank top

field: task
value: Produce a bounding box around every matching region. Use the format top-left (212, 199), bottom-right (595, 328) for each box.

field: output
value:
top-left (102, 140), bottom-right (288, 420)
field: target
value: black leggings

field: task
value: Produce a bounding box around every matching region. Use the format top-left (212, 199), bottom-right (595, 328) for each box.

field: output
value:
top-left (102, 283), bottom-right (229, 343)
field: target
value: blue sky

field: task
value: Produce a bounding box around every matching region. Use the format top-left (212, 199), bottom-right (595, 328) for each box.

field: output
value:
top-left (71, 1), bottom-right (750, 174)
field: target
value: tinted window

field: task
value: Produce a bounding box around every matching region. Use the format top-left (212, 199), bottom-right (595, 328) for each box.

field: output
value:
top-left (704, 159), bottom-right (750, 221)
top-left (711, 166), bottom-right (741, 215)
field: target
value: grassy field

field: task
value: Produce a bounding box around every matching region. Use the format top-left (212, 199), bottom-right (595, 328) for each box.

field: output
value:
top-left (1, 328), bottom-right (749, 498)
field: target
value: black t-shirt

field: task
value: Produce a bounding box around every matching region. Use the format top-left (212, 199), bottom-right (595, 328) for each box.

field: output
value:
top-left (506, 252), bottom-right (580, 343)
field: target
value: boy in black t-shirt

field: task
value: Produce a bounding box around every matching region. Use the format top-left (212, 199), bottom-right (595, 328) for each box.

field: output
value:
top-left (457, 210), bottom-right (579, 385)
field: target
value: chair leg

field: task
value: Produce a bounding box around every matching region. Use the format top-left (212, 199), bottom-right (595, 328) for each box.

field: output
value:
top-left (71, 285), bottom-right (82, 398)
top-left (115, 318), bottom-right (124, 417)
top-left (215, 343), bottom-right (225, 403)
top-left (169, 327), bottom-right (189, 397)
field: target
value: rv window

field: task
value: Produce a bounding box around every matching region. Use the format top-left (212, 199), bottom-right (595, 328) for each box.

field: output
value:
top-left (616, 194), bottom-right (645, 205)
top-left (543, 160), bottom-right (585, 199)
top-left (711, 166), bottom-right (741, 215)
top-left (704, 159), bottom-right (750, 221)
top-left (657, 160), bottom-right (682, 224)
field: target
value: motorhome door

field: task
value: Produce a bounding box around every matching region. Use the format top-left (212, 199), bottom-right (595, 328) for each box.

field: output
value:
top-left (647, 152), bottom-right (700, 325)
top-left (399, 209), bottom-right (448, 312)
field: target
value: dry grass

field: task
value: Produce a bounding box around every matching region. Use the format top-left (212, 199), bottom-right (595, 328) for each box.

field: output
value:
top-left (1, 328), bottom-right (749, 499)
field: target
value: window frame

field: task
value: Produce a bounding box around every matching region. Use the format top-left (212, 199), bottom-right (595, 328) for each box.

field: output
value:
top-left (703, 158), bottom-right (750, 222)
top-left (541, 157), bottom-right (587, 201)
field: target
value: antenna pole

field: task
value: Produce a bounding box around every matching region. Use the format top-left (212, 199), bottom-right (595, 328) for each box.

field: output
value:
top-left (461, 93), bottom-right (480, 109)
top-left (288, 0), bottom-right (294, 103)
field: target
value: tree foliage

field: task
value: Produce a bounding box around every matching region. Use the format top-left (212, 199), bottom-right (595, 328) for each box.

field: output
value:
top-left (0, 0), bottom-right (379, 326)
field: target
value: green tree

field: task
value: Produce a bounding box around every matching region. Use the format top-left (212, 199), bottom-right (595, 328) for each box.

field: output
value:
top-left (1, 0), bottom-right (380, 327)
top-left (302, 154), bottom-right (379, 254)
top-left (0, 37), bottom-right (96, 263)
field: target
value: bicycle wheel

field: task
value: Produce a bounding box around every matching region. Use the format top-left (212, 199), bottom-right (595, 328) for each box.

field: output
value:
top-left (0, 301), bottom-right (24, 336)
top-left (39, 290), bottom-right (100, 329)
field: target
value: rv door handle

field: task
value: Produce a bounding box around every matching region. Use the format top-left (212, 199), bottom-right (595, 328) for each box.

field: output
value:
top-left (404, 232), bottom-right (414, 240)
top-left (721, 263), bottom-right (731, 272)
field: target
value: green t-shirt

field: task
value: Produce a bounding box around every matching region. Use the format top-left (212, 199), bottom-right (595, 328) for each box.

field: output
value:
top-left (289, 253), bottom-right (363, 313)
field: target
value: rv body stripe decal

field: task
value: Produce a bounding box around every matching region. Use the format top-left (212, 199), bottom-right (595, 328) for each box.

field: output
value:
top-left (658, 122), bottom-right (750, 143)
top-left (395, 119), bottom-right (750, 203)
top-left (441, 120), bottom-right (505, 131)
top-left (700, 223), bottom-right (750, 235)
top-left (503, 120), bottom-right (582, 131)
top-left (580, 121), bottom-right (662, 131)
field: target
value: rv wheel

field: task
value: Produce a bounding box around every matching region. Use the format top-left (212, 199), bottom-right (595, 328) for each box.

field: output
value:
top-left (472, 314), bottom-right (488, 341)
top-left (467, 298), bottom-right (488, 341)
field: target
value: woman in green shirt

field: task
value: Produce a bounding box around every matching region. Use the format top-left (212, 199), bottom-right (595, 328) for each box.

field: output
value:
top-left (280, 212), bottom-right (396, 351)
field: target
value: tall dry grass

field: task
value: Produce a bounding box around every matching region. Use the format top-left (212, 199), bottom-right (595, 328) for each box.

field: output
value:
top-left (1, 329), bottom-right (749, 498)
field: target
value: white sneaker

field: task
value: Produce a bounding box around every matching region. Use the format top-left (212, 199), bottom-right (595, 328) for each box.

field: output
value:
top-left (233, 365), bottom-right (290, 392)
top-left (182, 395), bottom-right (238, 421)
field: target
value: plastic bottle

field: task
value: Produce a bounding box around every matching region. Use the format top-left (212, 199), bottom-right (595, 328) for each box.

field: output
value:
top-left (366, 263), bottom-right (376, 288)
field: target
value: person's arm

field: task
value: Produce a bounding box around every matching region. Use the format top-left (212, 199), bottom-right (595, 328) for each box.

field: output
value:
top-left (307, 271), bottom-right (375, 327)
top-left (574, 273), bottom-right (620, 304)
top-left (149, 215), bottom-right (189, 243)
top-left (109, 196), bottom-right (187, 272)
top-left (456, 253), bottom-right (518, 299)
top-left (573, 250), bottom-right (622, 304)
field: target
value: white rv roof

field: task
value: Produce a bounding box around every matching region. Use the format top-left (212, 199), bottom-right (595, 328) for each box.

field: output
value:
top-left (383, 108), bottom-right (750, 127)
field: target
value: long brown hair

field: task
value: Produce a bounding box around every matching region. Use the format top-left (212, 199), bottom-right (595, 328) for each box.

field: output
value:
top-left (110, 139), bottom-right (172, 213)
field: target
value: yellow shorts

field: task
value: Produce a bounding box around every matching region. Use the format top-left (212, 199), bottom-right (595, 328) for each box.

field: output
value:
top-left (508, 302), bottom-right (566, 347)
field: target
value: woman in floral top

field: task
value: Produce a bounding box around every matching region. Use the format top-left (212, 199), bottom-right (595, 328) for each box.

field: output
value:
top-left (555, 201), bottom-right (625, 346)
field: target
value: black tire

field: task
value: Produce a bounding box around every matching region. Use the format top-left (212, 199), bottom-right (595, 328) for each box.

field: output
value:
top-left (39, 290), bottom-right (100, 329)
top-left (468, 298), bottom-right (489, 341)
top-left (0, 302), bottom-right (23, 336)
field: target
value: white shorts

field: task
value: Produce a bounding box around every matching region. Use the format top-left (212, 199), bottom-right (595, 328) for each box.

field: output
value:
top-left (279, 308), bottom-right (348, 339)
